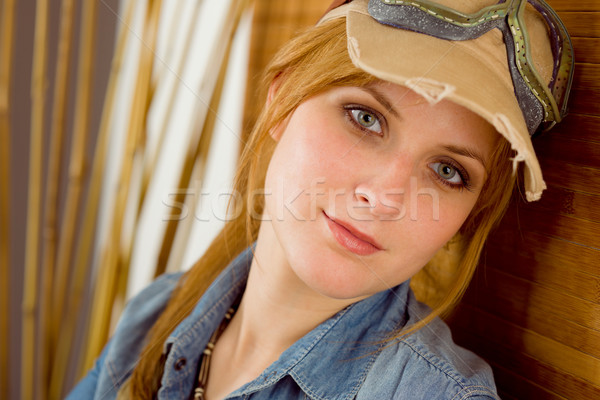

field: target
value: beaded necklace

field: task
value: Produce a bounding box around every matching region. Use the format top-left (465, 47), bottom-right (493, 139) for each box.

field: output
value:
top-left (192, 306), bottom-right (236, 400)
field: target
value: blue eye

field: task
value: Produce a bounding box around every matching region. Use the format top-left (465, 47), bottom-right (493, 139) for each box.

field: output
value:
top-left (349, 109), bottom-right (383, 134)
top-left (430, 162), bottom-right (464, 186)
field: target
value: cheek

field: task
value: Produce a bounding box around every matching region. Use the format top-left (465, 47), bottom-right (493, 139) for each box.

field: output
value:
top-left (267, 115), bottom-right (351, 191)
top-left (396, 195), bottom-right (476, 263)
top-left (262, 125), bottom-right (325, 222)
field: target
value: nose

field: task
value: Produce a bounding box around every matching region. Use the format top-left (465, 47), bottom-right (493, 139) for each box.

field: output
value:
top-left (353, 186), bottom-right (405, 218)
top-left (352, 157), bottom-right (412, 218)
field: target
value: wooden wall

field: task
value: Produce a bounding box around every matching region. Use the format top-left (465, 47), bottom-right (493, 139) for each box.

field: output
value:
top-left (244, 1), bottom-right (600, 399)
top-left (448, 1), bottom-right (600, 399)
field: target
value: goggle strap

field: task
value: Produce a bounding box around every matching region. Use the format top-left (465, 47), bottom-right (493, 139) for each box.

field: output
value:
top-left (503, 28), bottom-right (545, 135)
top-left (531, 1), bottom-right (574, 119)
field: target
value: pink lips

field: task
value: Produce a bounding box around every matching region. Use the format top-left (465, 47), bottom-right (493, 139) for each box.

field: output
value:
top-left (324, 211), bottom-right (382, 256)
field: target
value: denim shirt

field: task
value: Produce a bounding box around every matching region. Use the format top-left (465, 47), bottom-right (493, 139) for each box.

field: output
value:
top-left (68, 247), bottom-right (499, 399)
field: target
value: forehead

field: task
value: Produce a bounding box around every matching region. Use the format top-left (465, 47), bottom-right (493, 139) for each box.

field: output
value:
top-left (355, 81), bottom-right (499, 157)
top-left (364, 80), bottom-right (490, 122)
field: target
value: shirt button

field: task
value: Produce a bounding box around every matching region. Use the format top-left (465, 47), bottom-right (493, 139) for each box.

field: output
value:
top-left (174, 358), bottom-right (187, 371)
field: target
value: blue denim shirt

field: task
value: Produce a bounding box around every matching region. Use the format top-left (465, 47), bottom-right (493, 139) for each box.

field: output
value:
top-left (68, 247), bottom-right (499, 399)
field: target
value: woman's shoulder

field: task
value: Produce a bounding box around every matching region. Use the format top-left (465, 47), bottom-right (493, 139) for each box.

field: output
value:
top-left (99, 273), bottom-right (183, 386)
top-left (359, 305), bottom-right (499, 399)
top-left (68, 272), bottom-right (184, 400)
top-left (108, 272), bottom-right (184, 358)
top-left (118, 272), bottom-right (183, 323)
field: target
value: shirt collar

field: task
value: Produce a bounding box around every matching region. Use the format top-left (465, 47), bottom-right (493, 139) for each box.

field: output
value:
top-left (165, 246), bottom-right (253, 349)
top-left (223, 250), bottom-right (412, 400)
top-left (166, 245), bottom-right (412, 400)
top-left (287, 283), bottom-right (410, 400)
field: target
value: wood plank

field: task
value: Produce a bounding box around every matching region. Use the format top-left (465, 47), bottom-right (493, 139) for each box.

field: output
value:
top-left (451, 305), bottom-right (600, 385)
top-left (567, 63), bottom-right (600, 114)
top-left (492, 362), bottom-right (569, 400)
top-left (268, 0), bottom-right (329, 25)
top-left (569, 87), bottom-right (600, 115)
top-left (573, 63), bottom-right (600, 89)
top-left (571, 38), bottom-right (600, 64)
top-left (550, 113), bottom-right (600, 144)
top-left (520, 185), bottom-right (600, 222)
top-left (462, 278), bottom-right (600, 361)
top-left (537, 185), bottom-right (600, 221)
top-left (559, 12), bottom-right (600, 38)
top-left (549, 1), bottom-right (600, 12)
top-left (496, 390), bottom-right (519, 400)
top-left (243, 0), bottom-right (330, 141)
top-left (468, 267), bottom-right (600, 331)
top-left (484, 244), bottom-right (600, 304)
top-left (536, 136), bottom-right (600, 169)
top-left (450, 326), bottom-right (600, 400)
top-left (513, 203), bottom-right (600, 248)
top-left (539, 159), bottom-right (600, 196)
top-left (488, 228), bottom-right (600, 278)
top-left (498, 205), bottom-right (600, 250)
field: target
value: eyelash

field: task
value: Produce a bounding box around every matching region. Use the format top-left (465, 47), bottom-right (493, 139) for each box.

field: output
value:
top-left (343, 104), bottom-right (385, 136)
top-left (430, 159), bottom-right (472, 192)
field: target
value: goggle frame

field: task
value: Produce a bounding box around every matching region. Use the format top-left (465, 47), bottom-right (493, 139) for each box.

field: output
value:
top-left (368, 0), bottom-right (574, 136)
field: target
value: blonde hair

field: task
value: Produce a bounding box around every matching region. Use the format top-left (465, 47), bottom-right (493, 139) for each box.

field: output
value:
top-left (130, 18), bottom-right (516, 397)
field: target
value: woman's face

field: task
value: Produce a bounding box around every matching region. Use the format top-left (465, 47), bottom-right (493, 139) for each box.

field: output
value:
top-left (261, 82), bottom-right (498, 301)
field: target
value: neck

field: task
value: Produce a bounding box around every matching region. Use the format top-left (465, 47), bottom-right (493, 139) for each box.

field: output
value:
top-left (223, 219), bottom-right (354, 367)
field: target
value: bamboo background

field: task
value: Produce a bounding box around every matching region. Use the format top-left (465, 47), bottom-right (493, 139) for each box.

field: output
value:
top-left (0, 0), bottom-right (16, 398)
top-left (2, 0), bottom-right (252, 398)
top-left (1, 0), bottom-right (598, 399)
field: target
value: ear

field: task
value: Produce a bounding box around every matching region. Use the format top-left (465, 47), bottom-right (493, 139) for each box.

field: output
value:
top-left (267, 72), bottom-right (284, 107)
top-left (267, 72), bottom-right (286, 141)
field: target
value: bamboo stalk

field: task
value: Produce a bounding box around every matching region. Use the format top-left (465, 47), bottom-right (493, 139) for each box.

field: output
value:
top-left (51, 1), bottom-right (98, 375)
top-left (156, 0), bottom-right (188, 81)
top-left (38, 0), bottom-right (76, 396)
top-left (23, 0), bottom-right (50, 399)
top-left (0, 0), bottom-right (16, 398)
top-left (80, 0), bottom-right (164, 373)
top-left (49, 0), bottom-right (136, 394)
top-left (109, 0), bottom-right (207, 341)
top-left (108, 143), bottom-right (143, 331)
top-left (160, 52), bottom-right (231, 276)
top-left (155, 0), bottom-right (250, 277)
top-left (136, 0), bottom-right (204, 218)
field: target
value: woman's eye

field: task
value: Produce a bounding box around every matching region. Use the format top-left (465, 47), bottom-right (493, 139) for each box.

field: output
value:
top-left (349, 109), bottom-right (383, 134)
top-left (430, 162), bottom-right (464, 186)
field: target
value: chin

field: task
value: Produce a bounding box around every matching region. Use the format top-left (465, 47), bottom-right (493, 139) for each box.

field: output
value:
top-left (288, 248), bottom-right (393, 301)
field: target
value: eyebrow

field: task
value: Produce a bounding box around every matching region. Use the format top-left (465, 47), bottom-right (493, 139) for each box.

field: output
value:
top-left (442, 144), bottom-right (488, 170)
top-left (360, 86), bottom-right (401, 119)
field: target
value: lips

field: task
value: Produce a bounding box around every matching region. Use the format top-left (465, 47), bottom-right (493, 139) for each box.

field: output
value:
top-left (324, 211), bottom-right (383, 256)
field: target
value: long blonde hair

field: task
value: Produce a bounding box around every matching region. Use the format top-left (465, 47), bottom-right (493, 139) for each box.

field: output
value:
top-left (130, 18), bottom-right (516, 397)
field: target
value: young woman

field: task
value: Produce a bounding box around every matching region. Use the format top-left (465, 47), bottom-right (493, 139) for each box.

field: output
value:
top-left (69, 0), bottom-right (574, 399)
